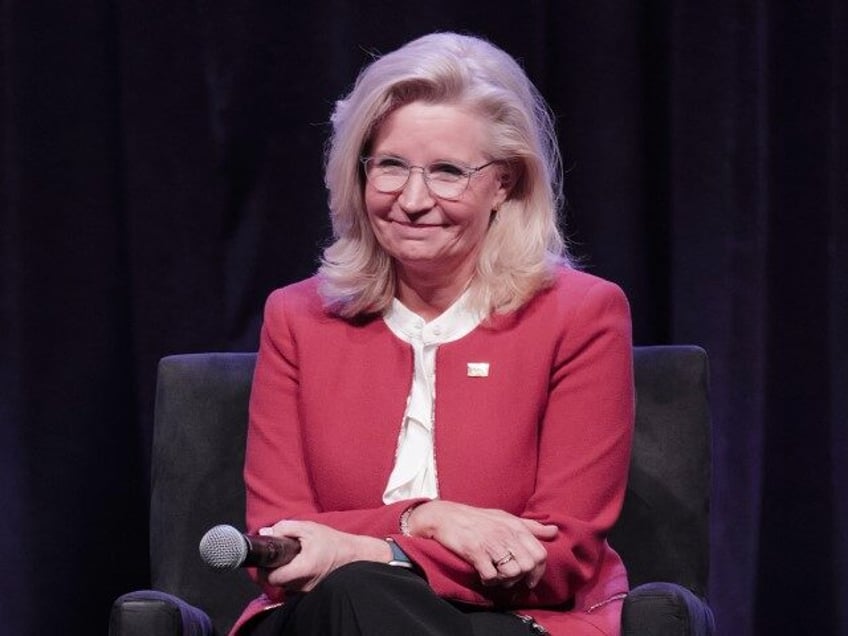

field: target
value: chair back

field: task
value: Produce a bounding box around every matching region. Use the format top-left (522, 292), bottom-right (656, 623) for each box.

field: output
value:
top-left (148, 346), bottom-right (710, 634)
top-left (610, 345), bottom-right (711, 595)
top-left (150, 353), bottom-right (257, 635)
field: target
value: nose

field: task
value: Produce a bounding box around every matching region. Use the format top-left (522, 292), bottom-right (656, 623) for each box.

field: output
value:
top-left (397, 167), bottom-right (435, 214)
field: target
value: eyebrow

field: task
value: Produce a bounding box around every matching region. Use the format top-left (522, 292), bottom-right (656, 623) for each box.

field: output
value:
top-left (370, 152), bottom-right (480, 166)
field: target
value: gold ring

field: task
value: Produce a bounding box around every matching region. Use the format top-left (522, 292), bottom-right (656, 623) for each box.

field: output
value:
top-left (494, 551), bottom-right (515, 567)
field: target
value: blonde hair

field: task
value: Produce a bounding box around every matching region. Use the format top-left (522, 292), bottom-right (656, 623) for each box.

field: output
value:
top-left (319, 32), bottom-right (572, 318)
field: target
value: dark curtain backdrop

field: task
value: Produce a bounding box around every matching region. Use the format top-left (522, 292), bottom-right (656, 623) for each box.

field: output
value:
top-left (1, 1), bottom-right (845, 634)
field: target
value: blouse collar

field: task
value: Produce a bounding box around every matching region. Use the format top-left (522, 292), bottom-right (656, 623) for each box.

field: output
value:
top-left (383, 288), bottom-right (483, 346)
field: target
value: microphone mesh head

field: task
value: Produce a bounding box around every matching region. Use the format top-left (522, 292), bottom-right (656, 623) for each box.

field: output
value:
top-left (199, 524), bottom-right (248, 569)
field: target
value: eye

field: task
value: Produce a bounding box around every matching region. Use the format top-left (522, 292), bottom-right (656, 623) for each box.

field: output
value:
top-left (373, 156), bottom-right (407, 172)
top-left (428, 162), bottom-right (466, 180)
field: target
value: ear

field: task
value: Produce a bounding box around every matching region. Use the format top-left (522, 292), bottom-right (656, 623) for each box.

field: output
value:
top-left (491, 162), bottom-right (517, 209)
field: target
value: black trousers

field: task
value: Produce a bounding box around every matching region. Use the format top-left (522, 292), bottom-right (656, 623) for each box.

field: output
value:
top-left (245, 561), bottom-right (541, 636)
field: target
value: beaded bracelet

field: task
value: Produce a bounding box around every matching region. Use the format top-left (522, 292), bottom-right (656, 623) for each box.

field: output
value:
top-left (399, 504), bottom-right (420, 536)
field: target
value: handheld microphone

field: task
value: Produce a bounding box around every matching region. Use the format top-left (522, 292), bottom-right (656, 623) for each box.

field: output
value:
top-left (199, 524), bottom-right (301, 570)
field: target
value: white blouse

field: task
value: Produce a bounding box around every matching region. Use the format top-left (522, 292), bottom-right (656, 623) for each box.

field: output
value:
top-left (381, 292), bottom-right (483, 504)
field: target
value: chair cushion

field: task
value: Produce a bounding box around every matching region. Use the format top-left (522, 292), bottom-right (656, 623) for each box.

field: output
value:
top-left (622, 582), bottom-right (715, 636)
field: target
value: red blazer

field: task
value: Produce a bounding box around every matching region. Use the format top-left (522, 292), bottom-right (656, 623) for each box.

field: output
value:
top-left (232, 267), bottom-right (634, 636)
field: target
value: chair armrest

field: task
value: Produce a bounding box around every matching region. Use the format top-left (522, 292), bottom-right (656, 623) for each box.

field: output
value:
top-left (109, 590), bottom-right (213, 636)
top-left (622, 582), bottom-right (716, 636)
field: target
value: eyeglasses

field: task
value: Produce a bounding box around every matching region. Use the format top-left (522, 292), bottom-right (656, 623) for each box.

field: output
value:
top-left (360, 155), bottom-right (496, 200)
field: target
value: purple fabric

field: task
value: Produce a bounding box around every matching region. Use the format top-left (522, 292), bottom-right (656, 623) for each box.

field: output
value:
top-left (623, 583), bottom-right (715, 636)
top-left (110, 590), bottom-right (212, 636)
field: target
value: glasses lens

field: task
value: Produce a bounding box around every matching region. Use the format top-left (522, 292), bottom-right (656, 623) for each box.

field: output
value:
top-left (366, 158), bottom-right (408, 193)
top-left (373, 173), bottom-right (408, 192)
top-left (427, 180), bottom-right (464, 199)
top-left (426, 163), bottom-right (466, 199)
top-left (363, 157), bottom-right (470, 199)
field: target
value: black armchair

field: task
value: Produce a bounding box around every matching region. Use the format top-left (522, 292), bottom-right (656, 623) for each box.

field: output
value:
top-left (109, 346), bottom-right (715, 635)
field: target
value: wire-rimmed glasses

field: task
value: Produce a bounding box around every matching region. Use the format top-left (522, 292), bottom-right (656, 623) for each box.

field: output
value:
top-left (361, 155), bottom-right (496, 200)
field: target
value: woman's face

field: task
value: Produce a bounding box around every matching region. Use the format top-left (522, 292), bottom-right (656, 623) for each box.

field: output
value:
top-left (363, 101), bottom-right (510, 282)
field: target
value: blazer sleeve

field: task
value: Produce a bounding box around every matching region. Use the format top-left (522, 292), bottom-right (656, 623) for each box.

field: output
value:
top-left (392, 278), bottom-right (635, 609)
top-left (244, 289), bottom-right (426, 600)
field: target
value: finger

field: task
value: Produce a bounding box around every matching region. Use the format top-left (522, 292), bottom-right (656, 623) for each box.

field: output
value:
top-left (522, 549), bottom-right (547, 589)
top-left (265, 561), bottom-right (300, 587)
top-left (473, 550), bottom-right (502, 586)
top-left (494, 561), bottom-right (543, 589)
top-left (282, 576), bottom-right (312, 593)
top-left (521, 519), bottom-right (559, 539)
top-left (264, 547), bottom-right (315, 589)
top-left (526, 564), bottom-right (545, 589)
top-left (478, 561), bottom-right (502, 585)
top-left (494, 553), bottom-right (524, 585)
top-left (504, 548), bottom-right (534, 579)
top-left (512, 533), bottom-right (548, 589)
top-left (488, 532), bottom-right (547, 589)
top-left (486, 542), bottom-right (524, 580)
top-left (270, 519), bottom-right (314, 539)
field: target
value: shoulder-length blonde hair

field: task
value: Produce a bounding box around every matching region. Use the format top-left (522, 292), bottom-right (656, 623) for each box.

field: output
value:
top-left (319, 32), bottom-right (572, 318)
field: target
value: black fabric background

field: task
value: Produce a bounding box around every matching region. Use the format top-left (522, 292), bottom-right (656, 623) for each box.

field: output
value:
top-left (1, 2), bottom-right (845, 634)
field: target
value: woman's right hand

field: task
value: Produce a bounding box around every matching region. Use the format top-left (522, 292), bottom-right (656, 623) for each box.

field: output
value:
top-left (406, 500), bottom-right (558, 589)
top-left (257, 520), bottom-right (391, 593)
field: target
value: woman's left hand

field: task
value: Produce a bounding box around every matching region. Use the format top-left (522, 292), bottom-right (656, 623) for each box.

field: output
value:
top-left (257, 519), bottom-right (391, 592)
top-left (406, 500), bottom-right (558, 589)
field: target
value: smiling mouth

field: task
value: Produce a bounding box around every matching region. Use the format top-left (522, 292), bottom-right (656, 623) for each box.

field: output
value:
top-left (393, 220), bottom-right (447, 228)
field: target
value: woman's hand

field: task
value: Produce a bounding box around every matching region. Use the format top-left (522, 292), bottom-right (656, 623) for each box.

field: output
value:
top-left (407, 501), bottom-right (558, 589)
top-left (257, 520), bottom-right (391, 592)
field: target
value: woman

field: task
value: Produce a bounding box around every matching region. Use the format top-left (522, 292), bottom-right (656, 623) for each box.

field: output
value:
top-left (233, 32), bottom-right (634, 636)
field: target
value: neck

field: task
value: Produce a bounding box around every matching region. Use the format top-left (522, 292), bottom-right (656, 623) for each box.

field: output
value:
top-left (395, 265), bottom-right (473, 322)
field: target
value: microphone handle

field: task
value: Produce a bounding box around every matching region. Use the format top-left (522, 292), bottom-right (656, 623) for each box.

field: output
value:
top-left (243, 535), bottom-right (301, 568)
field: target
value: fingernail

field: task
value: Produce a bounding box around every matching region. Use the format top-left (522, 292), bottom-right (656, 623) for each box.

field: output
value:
top-left (258, 527), bottom-right (272, 536)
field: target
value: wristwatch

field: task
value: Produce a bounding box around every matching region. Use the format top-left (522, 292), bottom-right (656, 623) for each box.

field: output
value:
top-left (385, 538), bottom-right (414, 569)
